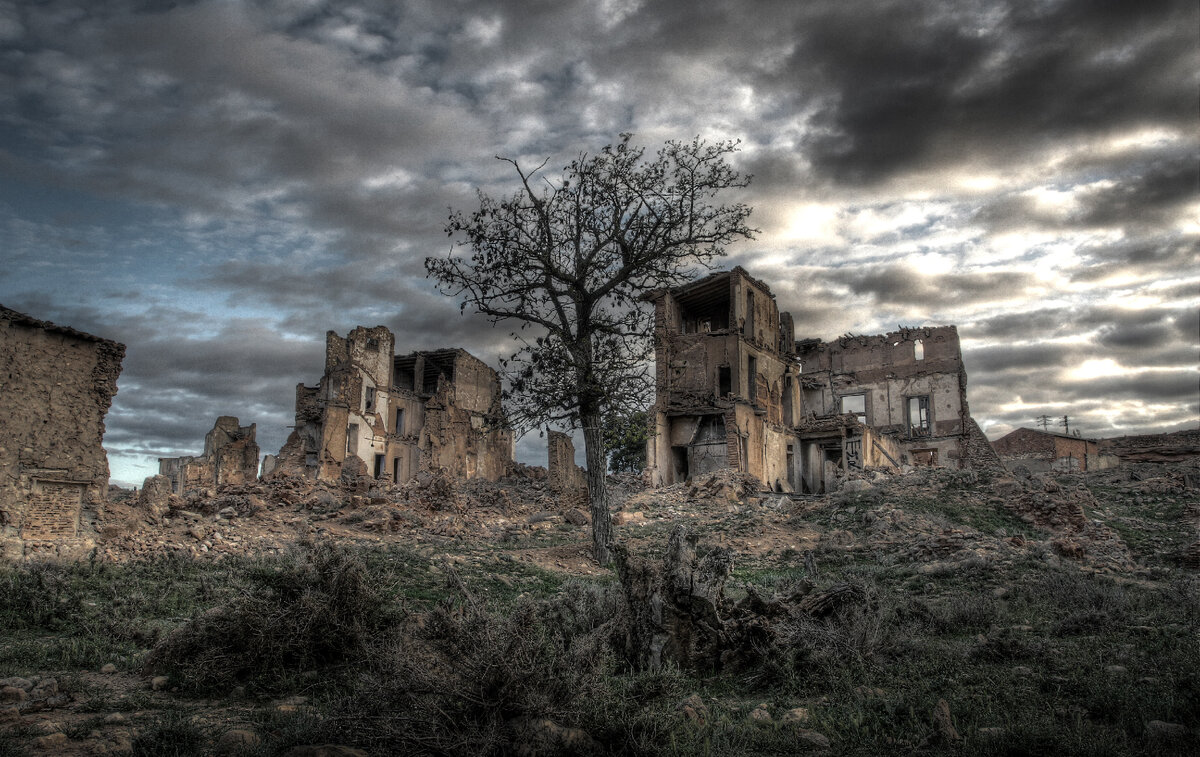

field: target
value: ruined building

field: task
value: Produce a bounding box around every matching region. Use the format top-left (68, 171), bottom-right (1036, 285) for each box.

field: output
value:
top-left (157, 416), bottom-right (260, 496)
top-left (271, 326), bottom-right (513, 483)
top-left (645, 268), bottom-right (991, 493)
top-left (0, 305), bottom-right (124, 559)
top-left (991, 427), bottom-right (1112, 473)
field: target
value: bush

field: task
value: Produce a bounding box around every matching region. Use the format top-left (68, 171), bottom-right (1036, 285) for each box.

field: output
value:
top-left (143, 541), bottom-right (394, 694)
top-left (321, 581), bottom-right (627, 754)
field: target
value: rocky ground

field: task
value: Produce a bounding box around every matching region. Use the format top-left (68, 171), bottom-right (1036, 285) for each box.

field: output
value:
top-left (1, 461), bottom-right (1197, 755)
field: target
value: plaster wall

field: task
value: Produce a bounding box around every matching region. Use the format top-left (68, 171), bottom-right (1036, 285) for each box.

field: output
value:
top-left (0, 306), bottom-right (123, 559)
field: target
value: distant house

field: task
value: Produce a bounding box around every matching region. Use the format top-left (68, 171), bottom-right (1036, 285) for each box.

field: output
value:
top-left (991, 427), bottom-right (1110, 472)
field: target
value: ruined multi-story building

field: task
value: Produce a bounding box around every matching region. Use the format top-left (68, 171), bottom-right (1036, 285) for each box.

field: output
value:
top-left (645, 268), bottom-right (990, 493)
top-left (0, 305), bottom-right (124, 559)
top-left (158, 416), bottom-right (260, 496)
top-left (272, 326), bottom-right (513, 483)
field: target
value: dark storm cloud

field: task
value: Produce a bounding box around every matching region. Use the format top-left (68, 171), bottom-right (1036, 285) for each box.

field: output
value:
top-left (967, 304), bottom-right (1195, 343)
top-left (777, 0), bottom-right (1198, 184)
top-left (1, 0), bottom-right (1196, 482)
top-left (1059, 371), bottom-right (1196, 404)
top-left (1067, 236), bottom-right (1199, 285)
top-left (824, 265), bottom-right (1037, 307)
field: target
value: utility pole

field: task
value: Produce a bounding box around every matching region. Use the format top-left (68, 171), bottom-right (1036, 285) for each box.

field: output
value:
top-left (1060, 415), bottom-right (1070, 434)
top-left (1037, 414), bottom-right (1052, 431)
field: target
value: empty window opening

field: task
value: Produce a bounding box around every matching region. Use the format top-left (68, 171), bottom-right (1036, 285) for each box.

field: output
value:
top-left (675, 275), bottom-right (732, 333)
top-left (393, 457), bottom-right (401, 483)
top-left (395, 408), bottom-right (405, 434)
top-left (745, 289), bottom-right (756, 337)
top-left (907, 396), bottom-right (930, 436)
top-left (346, 424), bottom-right (359, 455)
top-left (840, 394), bottom-right (866, 424)
top-left (365, 337), bottom-right (380, 351)
top-left (783, 376), bottom-right (794, 422)
top-left (911, 448), bottom-right (937, 466)
top-left (364, 385), bottom-right (376, 413)
top-left (374, 453), bottom-right (385, 478)
top-left (718, 366), bottom-right (732, 397)
top-left (914, 339), bottom-right (924, 360)
top-left (747, 356), bottom-right (757, 403)
top-left (394, 364), bottom-right (415, 391)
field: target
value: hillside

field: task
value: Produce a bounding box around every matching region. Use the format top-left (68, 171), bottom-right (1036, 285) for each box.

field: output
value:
top-left (1, 462), bottom-right (1197, 756)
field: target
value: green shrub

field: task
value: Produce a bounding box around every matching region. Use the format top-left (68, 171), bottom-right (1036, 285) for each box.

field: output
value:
top-left (143, 541), bottom-right (395, 694)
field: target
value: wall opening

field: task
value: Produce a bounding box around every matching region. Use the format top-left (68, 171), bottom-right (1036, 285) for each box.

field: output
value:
top-left (745, 289), bottom-right (756, 338)
top-left (364, 385), bottom-right (376, 413)
top-left (347, 423), bottom-right (359, 455)
top-left (840, 393), bottom-right (866, 424)
top-left (914, 339), bottom-right (924, 360)
top-left (747, 356), bottom-right (757, 403)
top-left (374, 453), bottom-right (385, 478)
top-left (395, 408), bottom-right (405, 434)
top-left (718, 365), bottom-right (731, 397)
top-left (394, 364), bottom-right (415, 391)
top-left (911, 448), bottom-right (937, 466)
top-left (906, 396), bottom-right (931, 437)
top-left (783, 375), bottom-right (794, 423)
top-left (671, 446), bottom-right (689, 482)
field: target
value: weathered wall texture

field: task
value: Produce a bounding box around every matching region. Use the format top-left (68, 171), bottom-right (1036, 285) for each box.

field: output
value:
top-left (646, 268), bottom-right (808, 490)
top-left (157, 416), bottom-right (260, 496)
top-left (646, 270), bottom-right (986, 494)
top-left (795, 326), bottom-right (971, 471)
top-left (992, 427), bottom-right (1102, 472)
top-left (547, 430), bottom-right (586, 490)
top-left (0, 305), bottom-right (124, 560)
top-left (271, 328), bottom-right (512, 485)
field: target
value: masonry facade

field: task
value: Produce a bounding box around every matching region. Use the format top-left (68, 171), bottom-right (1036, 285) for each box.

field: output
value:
top-left (0, 305), bottom-right (124, 559)
top-left (271, 326), bottom-right (513, 483)
top-left (991, 427), bottom-right (1107, 472)
top-left (158, 416), bottom-right (260, 496)
top-left (646, 269), bottom-right (987, 493)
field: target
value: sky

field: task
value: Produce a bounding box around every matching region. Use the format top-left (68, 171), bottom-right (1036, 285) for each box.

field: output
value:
top-left (0, 0), bottom-right (1196, 487)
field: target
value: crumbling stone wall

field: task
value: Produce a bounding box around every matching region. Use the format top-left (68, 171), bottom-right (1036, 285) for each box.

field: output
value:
top-left (547, 430), bottom-right (588, 511)
top-left (547, 431), bottom-right (586, 490)
top-left (646, 268), bottom-right (802, 488)
top-left (992, 427), bottom-right (1100, 473)
top-left (157, 416), bottom-right (260, 496)
top-left (270, 328), bottom-right (512, 486)
top-left (795, 326), bottom-right (973, 469)
top-left (0, 305), bottom-right (124, 560)
top-left (644, 269), bottom-right (986, 492)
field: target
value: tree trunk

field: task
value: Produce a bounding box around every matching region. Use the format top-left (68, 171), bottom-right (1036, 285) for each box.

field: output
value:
top-left (580, 408), bottom-right (614, 565)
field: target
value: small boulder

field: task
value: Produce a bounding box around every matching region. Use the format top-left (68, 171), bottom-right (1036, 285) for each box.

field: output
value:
top-left (749, 704), bottom-right (773, 724)
top-left (932, 699), bottom-right (961, 742)
top-left (0, 686), bottom-right (26, 704)
top-left (563, 509), bottom-right (590, 526)
top-left (100, 663), bottom-right (118, 674)
top-left (217, 728), bottom-right (262, 753)
top-left (1145, 720), bottom-right (1187, 740)
top-left (677, 694), bottom-right (709, 725)
top-left (34, 732), bottom-right (69, 751)
top-left (781, 707), bottom-right (810, 725)
top-left (793, 729), bottom-right (831, 749)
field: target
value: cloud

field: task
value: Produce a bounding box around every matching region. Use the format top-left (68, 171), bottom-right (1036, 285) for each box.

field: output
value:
top-left (1, 0), bottom-right (1197, 483)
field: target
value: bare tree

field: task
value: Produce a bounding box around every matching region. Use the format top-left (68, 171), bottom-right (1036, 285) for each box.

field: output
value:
top-left (427, 134), bottom-right (754, 563)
